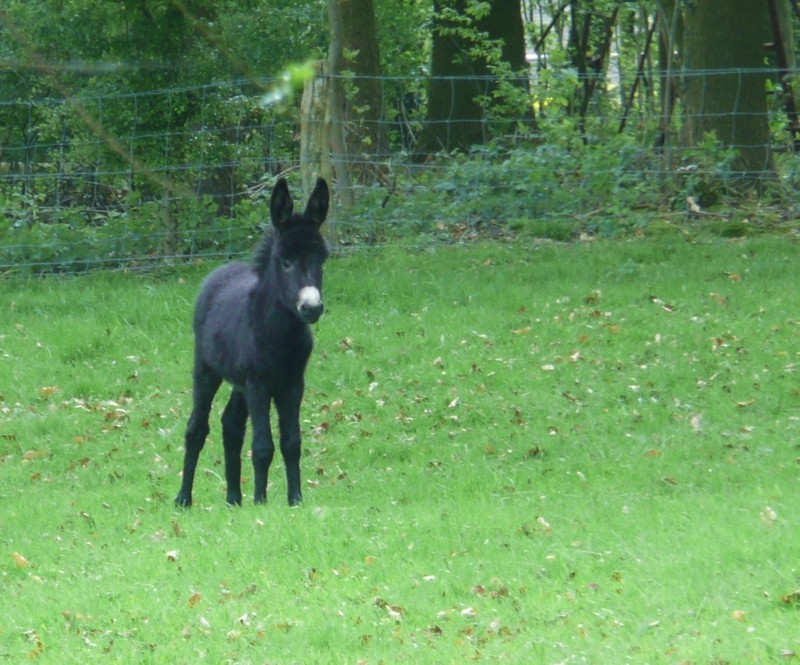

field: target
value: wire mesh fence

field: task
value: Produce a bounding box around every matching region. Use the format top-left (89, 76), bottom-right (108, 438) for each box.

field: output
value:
top-left (1, 68), bottom-right (798, 274)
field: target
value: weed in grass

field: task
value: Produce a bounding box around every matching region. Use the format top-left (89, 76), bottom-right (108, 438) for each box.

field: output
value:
top-left (1, 239), bottom-right (799, 663)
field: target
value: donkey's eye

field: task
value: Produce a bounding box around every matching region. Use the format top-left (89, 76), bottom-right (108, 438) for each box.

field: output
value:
top-left (280, 258), bottom-right (293, 271)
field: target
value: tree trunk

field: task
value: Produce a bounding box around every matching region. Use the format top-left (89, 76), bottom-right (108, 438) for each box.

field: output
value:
top-left (567, 1), bottom-right (619, 139)
top-left (683, 0), bottom-right (774, 188)
top-left (339, 0), bottom-right (387, 177)
top-left (422, 0), bottom-right (532, 153)
top-left (327, 0), bottom-right (355, 207)
top-left (423, 0), bottom-right (489, 153)
top-left (767, 0), bottom-right (799, 151)
top-left (655, 0), bottom-right (682, 151)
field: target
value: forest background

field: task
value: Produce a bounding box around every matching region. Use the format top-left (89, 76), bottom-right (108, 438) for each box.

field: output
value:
top-left (0, 0), bottom-right (799, 273)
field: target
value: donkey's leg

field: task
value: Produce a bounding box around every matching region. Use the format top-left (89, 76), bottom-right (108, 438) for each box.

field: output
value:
top-left (246, 382), bottom-right (274, 504)
top-left (275, 382), bottom-right (305, 506)
top-left (221, 388), bottom-right (248, 506)
top-left (175, 365), bottom-right (222, 507)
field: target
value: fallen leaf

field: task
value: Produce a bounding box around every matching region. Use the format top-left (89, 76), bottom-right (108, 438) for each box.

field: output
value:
top-left (760, 506), bottom-right (777, 527)
top-left (523, 446), bottom-right (542, 460)
top-left (780, 590), bottom-right (800, 605)
top-left (23, 450), bottom-right (50, 461)
top-left (188, 592), bottom-right (202, 608)
top-left (39, 386), bottom-right (60, 399)
top-left (12, 551), bottom-right (30, 568)
top-left (166, 550), bottom-right (179, 562)
top-left (584, 290), bottom-right (602, 304)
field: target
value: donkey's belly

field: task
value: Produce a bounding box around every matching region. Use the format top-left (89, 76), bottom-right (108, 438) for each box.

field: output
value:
top-left (195, 263), bottom-right (258, 384)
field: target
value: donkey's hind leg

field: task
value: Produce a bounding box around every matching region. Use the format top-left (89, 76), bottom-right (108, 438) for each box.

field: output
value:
top-left (175, 364), bottom-right (222, 507)
top-left (221, 388), bottom-right (248, 506)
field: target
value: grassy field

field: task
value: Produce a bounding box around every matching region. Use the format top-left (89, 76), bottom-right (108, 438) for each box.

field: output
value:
top-left (1, 237), bottom-right (799, 663)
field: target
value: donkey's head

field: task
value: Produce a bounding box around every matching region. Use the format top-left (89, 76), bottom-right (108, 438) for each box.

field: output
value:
top-left (267, 177), bottom-right (330, 324)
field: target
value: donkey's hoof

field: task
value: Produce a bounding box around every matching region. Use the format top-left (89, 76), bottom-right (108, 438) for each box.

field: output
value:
top-left (175, 494), bottom-right (192, 508)
top-left (288, 493), bottom-right (303, 507)
top-left (226, 493), bottom-right (243, 507)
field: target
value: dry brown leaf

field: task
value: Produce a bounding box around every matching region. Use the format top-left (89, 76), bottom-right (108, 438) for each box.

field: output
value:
top-left (23, 450), bottom-right (49, 461)
top-left (780, 590), bottom-right (800, 605)
top-left (39, 386), bottom-right (60, 399)
top-left (12, 551), bottom-right (30, 568)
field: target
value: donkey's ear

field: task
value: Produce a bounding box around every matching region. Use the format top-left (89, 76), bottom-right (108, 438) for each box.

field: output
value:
top-left (270, 178), bottom-right (294, 230)
top-left (303, 178), bottom-right (329, 227)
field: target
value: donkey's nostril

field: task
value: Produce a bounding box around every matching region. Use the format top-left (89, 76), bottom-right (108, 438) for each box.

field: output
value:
top-left (299, 301), bottom-right (324, 323)
top-left (297, 286), bottom-right (323, 323)
top-left (300, 303), bottom-right (325, 323)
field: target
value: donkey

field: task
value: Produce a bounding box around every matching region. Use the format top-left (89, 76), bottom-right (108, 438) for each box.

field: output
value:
top-left (175, 177), bottom-right (330, 507)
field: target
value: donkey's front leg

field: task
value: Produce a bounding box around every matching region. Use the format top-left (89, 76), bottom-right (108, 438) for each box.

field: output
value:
top-left (246, 382), bottom-right (275, 504)
top-left (276, 383), bottom-right (305, 507)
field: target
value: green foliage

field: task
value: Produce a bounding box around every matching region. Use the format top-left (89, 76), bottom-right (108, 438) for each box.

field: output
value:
top-left (341, 130), bottom-right (792, 246)
top-left (2, 0), bottom-right (797, 272)
top-left (2, 240), bottom-right (799, 662)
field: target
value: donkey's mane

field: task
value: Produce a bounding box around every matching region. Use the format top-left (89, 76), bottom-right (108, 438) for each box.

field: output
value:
top-left (252, 231), bottom-right (276, 275)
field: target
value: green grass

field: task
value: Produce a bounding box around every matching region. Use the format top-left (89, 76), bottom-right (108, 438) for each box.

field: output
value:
top-left (1, 237), bottom-right (799, 663)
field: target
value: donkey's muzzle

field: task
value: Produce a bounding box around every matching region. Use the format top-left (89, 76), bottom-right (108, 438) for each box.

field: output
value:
top-left (297, 286), bottom-right (324, 324)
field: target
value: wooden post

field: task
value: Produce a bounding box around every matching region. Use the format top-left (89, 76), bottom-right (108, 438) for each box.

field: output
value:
top-left (300, 61), bottom-right (334, 198)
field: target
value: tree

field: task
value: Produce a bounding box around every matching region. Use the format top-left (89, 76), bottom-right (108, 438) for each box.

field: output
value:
top-left (421, 0), bottom-right (532, 153)
top-left (566, 0), bottom-right (620, 139)
top-left (338, 0), bottom-right (387, 165)
top-left (655, 0), bottom-right (683, 150)
top-left (683, 0), bottom-right (774, 187)
top-left (326, 0), bottom-right (385, 207)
